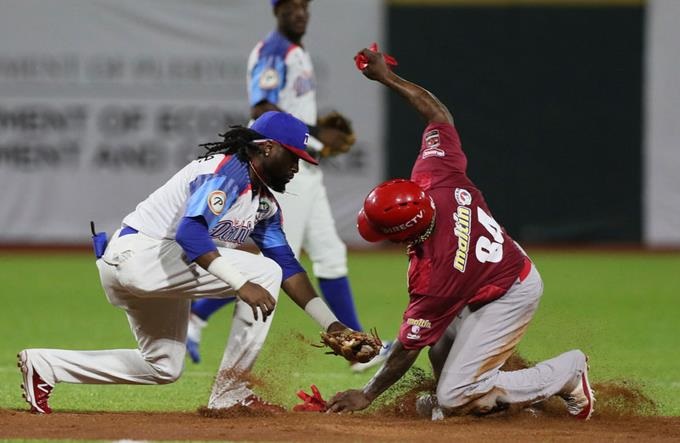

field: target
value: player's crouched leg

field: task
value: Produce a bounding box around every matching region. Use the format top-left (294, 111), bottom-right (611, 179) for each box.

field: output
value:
top-left (145, 343), bottom-right (186, 384)
top-left (248, 255), bottom-right (283, 297)
top-left (436, 382), bottom-right (509, 417)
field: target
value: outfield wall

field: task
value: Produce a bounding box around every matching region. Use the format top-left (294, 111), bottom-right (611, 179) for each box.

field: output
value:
top-left (0, 0), bottom-right (384, 245)
top-left (644, 0), bottom-right (680, 247)
top-left (384, 0), bottom-right (678, 246)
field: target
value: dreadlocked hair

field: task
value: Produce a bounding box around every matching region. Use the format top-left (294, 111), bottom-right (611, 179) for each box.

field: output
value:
top-left (198, 125), bottom-right (263, 162)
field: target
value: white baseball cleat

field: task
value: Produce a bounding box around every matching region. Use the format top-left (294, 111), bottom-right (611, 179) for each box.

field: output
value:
top-left (561, 354), bottom-right (595, 420)
top-left (18, 350), bottom-right (53, 414)
top-left (239, 394), bottom-right (286, 413)
top-left (416, 393), bottom-right (445, 421)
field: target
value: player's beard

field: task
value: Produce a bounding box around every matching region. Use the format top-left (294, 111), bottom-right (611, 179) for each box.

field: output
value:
top-left (268, 178), bottom-right (287, 193)
top-left (250, 161), bottom-right (288, 193)
top-left (261, 170), bottom-right (288, 193)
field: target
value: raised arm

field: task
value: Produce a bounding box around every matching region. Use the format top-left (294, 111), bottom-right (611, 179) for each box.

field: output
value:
top-left (356, 48), bottom-right (453, 126)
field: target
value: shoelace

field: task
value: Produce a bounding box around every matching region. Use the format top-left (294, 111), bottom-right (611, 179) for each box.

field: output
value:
top-left (241, 395), bottom-right (276, 407)
top-left (564, 387), bottom-right (595, 414)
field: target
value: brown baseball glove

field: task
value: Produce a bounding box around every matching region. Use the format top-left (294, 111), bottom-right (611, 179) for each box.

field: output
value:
top-left (317, 328), bottom-right (382, 363)
top-left (316, 111), bottom-right (357, 158)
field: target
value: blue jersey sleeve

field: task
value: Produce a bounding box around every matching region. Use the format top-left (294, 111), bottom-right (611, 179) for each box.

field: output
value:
top-left (250, 209), bottom-right (288, 249)
top-left (176, 216), bottom-right (216, 262)
top-left (249, 54), bottom-right (286, 106)
top-left (262, 245), bottom-right (305, 281)
top-left (185, 175), bottom-right (241, 230)
top-left (251, 209), bottom-right (304, 280)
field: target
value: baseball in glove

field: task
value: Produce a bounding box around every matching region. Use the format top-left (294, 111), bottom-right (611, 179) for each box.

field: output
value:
top-left (316, 111), bottom-right (356, 158)
top-left (316, 328), bottom-right (383, 364)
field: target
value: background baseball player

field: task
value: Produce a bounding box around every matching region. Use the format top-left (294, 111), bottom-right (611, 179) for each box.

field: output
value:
top-left (326, 48), bottom-right (595, 420)
top-left (187, 0), bottom-right (392, 372)
top-left (18, 111), bottom-right (352, 414)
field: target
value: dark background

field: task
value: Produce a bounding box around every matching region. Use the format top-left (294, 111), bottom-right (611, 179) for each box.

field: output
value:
top-left (387, 5), bottom-right (643, 243)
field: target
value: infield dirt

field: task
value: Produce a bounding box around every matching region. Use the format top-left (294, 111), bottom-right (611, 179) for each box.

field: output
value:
top-left (3, 407), bottom-right (680, 441)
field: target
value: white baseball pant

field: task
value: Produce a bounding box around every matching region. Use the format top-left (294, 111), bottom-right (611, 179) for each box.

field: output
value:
top-left (430, 264), bottom-right (586, 413)
top-left (24, 229), bottom-right (282, 405)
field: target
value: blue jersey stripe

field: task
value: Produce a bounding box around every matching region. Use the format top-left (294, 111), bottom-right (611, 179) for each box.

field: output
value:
top-left (186, 157), bottom-right (250, 230)
top-left (249, 31), bottom-right (292, 106)
top-left (250, 208), bottom-right (288, 250)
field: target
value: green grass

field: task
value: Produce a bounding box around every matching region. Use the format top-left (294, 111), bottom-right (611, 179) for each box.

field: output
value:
top-left (1, 250), bottom-right (679, 415)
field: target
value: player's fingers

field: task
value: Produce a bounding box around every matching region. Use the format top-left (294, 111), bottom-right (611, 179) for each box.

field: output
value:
top-left (259, 304), bottom-right (270, 322)
top-left (251, 305), bottom-right (259, 321)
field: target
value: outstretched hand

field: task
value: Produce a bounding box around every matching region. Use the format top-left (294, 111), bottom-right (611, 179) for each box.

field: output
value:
top-left (326, 389), bottom-right (372, 413)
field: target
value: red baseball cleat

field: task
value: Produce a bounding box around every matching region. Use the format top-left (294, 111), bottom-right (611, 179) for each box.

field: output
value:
top-left (561, 354), bottom-right (595, 420)
top-left (18, 350), bottom-right (53, 414)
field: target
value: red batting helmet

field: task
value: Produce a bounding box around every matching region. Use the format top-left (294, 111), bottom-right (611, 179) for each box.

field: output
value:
top-left (357, 179), bottom-right (435, 243)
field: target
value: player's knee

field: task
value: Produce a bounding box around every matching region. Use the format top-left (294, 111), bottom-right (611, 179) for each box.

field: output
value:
top-left (309, 239), bottom-right (348, 279)
top-left (149, 359), bottom-right (183, 384)
top-left (312, 251), bottom-right (348, 279)
top-left (436, 383), bottom-right (476, 410)
top-left (438, 384), bottom-right (507, 416)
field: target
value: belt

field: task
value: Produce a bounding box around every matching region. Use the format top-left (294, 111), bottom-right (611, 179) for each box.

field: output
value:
top-left (119, 226), bottom-right (139, 237)
top-left (518, 256), bottom-right (532, 283)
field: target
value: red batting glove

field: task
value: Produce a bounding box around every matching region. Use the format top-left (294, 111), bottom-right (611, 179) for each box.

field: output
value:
top-left (292, 384), bottom-right (327, 412)
top-left (354, 42), bottom-right (398, 71)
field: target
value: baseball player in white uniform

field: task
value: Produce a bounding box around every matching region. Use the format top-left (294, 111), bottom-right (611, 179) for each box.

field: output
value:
top-left (18, 111), bottom-right (350, 414)
top-left (187, 0), bottom-right (392, 372)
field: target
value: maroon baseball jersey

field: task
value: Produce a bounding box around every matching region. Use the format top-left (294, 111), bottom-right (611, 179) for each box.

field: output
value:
top-left (399, 122), bottom-right (530, 350)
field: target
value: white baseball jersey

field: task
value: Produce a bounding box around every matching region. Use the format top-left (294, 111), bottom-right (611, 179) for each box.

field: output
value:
top-left (122, 154), bottom-right (286, 250)
top-left (247, 31), bottom-right (317, 126)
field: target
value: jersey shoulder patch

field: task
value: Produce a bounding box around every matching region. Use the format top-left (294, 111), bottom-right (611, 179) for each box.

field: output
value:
top-left (422, 129), bottom-right (445, 159)
top-left (259, 68), bottom-right (280, 90)
top-left (208, 190), bottom-right (227, 215)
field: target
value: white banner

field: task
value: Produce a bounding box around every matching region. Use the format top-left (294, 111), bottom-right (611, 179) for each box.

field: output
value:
top-left (0, 0), bottom-right (384, 245)
top-left (645, 0), bottom-right (680, 246)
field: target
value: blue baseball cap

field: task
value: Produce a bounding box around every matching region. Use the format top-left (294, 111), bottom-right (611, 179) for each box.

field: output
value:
top-left (251, 111), bottom-right (318, 165)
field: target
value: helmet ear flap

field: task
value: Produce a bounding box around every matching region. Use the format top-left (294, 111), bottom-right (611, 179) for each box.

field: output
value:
top-left (357, 208), bottom-right (385, 242)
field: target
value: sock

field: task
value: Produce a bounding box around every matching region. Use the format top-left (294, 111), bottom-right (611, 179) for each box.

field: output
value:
top-left (318, 276), bottom-right (363, 331)
top-left (191, 298), bottom-right (234, 321)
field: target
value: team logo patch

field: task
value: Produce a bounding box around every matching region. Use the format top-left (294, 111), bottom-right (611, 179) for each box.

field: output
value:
top-left (208, 190), bottom-right (227, 215)
top-left (455, 188), bottom-right (472, 205)
top-left (422, 130), bottom-right (445, 159)
top-left (405, 318), bottom-right (430, 340)
top-left (407, 325), bottom-right (421, 340)
top-left (259, 68), bottom-right (279, 90)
